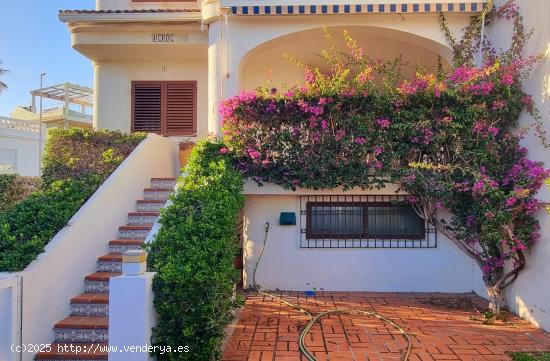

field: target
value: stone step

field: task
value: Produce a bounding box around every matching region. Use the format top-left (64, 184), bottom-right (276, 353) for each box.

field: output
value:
top-left (136, 199), bottom-right (165, 212)
top-left (53, 316), bottom-right (108, 343)
top-left (143, 188), bottom-right (172, 201)
top-left (108, 239), bottom-right (144, 254)
top-left (118, 225), bottom-right (152, 239)
top-left (151, 177), bottom-right (177, 189)
top-left (127, 211), bottom-right (160, 225)
top-left (97, 253), bottom-right (122, 272)
top-left (84, 272), bottom-right (120, 293)
top-left (34, 343), bottom-right (107, 360)
top-left (71, 293), bottom-right (109, 317)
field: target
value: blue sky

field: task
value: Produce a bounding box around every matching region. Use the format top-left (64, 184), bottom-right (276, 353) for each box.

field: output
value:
top-left (0, 0), bottom-right (95, 116)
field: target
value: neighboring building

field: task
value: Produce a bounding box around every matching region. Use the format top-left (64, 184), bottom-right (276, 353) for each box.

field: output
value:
top-left (0, 83), bottom-right (93, 176)
top-left (0, 117), bottom-right (44, 176)
top-left (10, 82), bottom-right (93, 131)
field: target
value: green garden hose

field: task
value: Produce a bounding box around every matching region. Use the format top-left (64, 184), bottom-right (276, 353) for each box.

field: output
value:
top-left (250, 223), bottom-right (412, 361)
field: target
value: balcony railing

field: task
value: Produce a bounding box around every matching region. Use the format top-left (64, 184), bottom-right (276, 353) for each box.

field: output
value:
top-left (0, 116), bottom-right (44, 133)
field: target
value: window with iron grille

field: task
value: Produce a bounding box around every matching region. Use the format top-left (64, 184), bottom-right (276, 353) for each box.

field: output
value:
top-left (300, 195), bottom-right (436, 248)
top-left (131, 81), bottom-right (197, 136)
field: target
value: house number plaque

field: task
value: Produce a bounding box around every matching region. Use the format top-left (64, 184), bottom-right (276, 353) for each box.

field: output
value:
top-left (152, 34), bottom-right (175, 43)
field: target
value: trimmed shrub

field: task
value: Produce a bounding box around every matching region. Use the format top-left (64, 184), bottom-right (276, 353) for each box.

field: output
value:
top-left (0, 129), bottom-right (146, 272)
top-left (42, 128), bottom-right (145, 185)
top-left (0, 174), bottom-right (42, 212)
top-left (148, 140), bottom-right (245, 361)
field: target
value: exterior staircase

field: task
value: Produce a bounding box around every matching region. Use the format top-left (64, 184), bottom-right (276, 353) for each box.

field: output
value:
top-left (34, 177), bottom-right (177, 361)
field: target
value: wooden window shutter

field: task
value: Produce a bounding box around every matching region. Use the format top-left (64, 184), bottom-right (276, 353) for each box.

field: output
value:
top-left (164, 81), bottom-right (197, 136)
top-left (132, 81), bottom-right (197, 136)
top-left (132, 82), bottom-right (162, 133)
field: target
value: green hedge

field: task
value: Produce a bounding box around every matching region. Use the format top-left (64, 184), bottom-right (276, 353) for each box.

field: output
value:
top-left (0, 174), bottom-right (42, 212)
top-left (0, 129), bottom-right (146, 272)
top-left (148, 140), bottom-right (245, 361)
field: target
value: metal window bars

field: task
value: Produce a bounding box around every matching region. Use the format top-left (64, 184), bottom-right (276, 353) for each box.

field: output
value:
top-left (300, 194), bottom-right (437, 249)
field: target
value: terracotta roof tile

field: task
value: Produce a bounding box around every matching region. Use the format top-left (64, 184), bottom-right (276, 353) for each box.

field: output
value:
top-left (59, 9), bottom-right (200, 15)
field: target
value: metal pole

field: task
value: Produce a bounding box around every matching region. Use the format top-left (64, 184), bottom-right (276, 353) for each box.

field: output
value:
top-left (38, 73), bottom-right (46, 175)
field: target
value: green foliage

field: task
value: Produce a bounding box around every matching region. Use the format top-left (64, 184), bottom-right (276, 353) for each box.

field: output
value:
top-left (42, 128), bottom-right (145, 185)
top-left (510, 353), bottom-right (550, 361)
top-left (148, 139), bottom-right (245, 361)
top-left (0, 174), bottom-right (42, 212)
top-left (0, 178), bottom-right (99, 271)
top-left (0, 129), bottom-right (145, 272)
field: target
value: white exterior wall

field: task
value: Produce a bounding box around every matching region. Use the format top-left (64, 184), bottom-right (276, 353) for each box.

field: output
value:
top-left (242, 183), bottom-right (487, 294)
top-left (94, 61), bottom-right (208, 139)
top-left (487, 0), bottom-right (550, 331)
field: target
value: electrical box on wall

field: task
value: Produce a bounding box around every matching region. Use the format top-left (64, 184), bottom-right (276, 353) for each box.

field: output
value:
top-left (279, 212), bottom-right (296, 225)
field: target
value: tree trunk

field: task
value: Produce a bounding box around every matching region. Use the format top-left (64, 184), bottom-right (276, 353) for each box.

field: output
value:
top-left (487, 285), bottom-right (504, 314)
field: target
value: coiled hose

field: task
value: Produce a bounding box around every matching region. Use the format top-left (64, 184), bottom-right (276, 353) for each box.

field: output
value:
top-left (250, 222), bottom-right (412, 361)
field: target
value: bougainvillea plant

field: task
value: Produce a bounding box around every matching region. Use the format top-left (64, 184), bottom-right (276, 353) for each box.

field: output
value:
top-left (220, 3), bottom-right (549, 312)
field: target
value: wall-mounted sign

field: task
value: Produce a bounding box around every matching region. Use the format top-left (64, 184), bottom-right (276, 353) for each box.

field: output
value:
top-left (152, 34), bottom-right (175, 43)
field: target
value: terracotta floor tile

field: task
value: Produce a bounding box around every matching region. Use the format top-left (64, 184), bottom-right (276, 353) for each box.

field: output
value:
top-left (221, 292), bottom-right (550, 361)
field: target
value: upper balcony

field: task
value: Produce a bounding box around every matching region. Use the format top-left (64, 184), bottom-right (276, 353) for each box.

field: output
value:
top-left (10, 83), bottom-right (93, 129)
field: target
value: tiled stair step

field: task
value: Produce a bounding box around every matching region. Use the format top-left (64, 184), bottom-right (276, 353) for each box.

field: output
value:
top-left (84, 272), bottom-right (120, 293)
top-left (35, 343), bottom-right (107, 360)
top-left (127, 211), bottom-right (160, 225)
top-left (108, 239), bottom-right (144, 254)
top-left (143, 188), bottom-right (172, 201)
top-left (151, 177), bottom-right (177, 189)
top-left (53, 316), bottom-right (108, 343)
top-left (119, 225), bottom-right (152, 239)
top-left (97, 253), bottom-right (122, 272)
top-left (136, 199), bottom-right (166, 212)
top-left (71, 293), bottom-right (109, 317)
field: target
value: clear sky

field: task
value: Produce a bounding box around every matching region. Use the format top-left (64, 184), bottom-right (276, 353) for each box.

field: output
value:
top-left (0, 0), bottom-right (95, 116)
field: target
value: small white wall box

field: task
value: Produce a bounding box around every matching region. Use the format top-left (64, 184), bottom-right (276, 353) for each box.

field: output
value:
top-left (279, 212), bottom-right (296, 225)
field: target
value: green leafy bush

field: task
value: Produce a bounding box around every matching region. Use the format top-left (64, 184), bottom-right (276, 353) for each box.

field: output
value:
top-left (148, 140), bottom-right (245, 361)
top-left (0, 178), bottom-right (99, 271)
top-left (42, 128), bottom-right (145, 185)
top-left (0, 129), bottom-right (146, 272)
top-left (0, 174), bottom-right (42, 212)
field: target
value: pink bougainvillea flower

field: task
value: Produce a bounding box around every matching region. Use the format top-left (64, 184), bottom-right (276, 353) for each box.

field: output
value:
top-left (335, 129), bottom-right (346, 141)
top-left (374, 146), bottom-right (384, 156)
top-left (219, 147), bottom-right (229, 154)
top-left (376, 118), bottom-right (391, 129)
top-left (321, 120), bottom-right (328, 130)
top-left (501, 72), bottom-right (515, 86)
top-left (246, 147), bottom-right (261, 160)
top-left (488, 126), bottom-right (500, 137)
top-left (505, 197), bottom-right (517, 207)
top-left (492, 100), bottom-right (506, 110)
top-left (354, 137), bottom-right (366, 145)
top-left (304, 68), bottom-right (316, 85)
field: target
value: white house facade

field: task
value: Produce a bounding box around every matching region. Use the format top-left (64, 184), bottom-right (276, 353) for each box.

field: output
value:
top-left (56, 0), bottom-right (550, 329)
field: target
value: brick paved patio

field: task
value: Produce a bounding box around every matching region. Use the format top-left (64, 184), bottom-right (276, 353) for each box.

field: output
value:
top-left (222, 292), bottom-right (550, 361)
